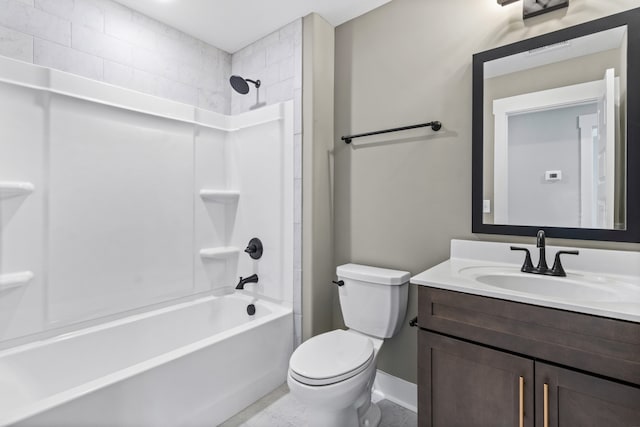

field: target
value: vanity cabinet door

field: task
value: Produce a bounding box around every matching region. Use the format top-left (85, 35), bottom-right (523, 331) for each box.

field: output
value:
top-left (418, 331), bottom-right (534, 427)
top-left (535, 362), bottom-right (640, 427)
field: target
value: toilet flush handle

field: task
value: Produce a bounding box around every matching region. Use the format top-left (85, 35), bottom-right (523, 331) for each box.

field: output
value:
top-left (332, 280), bottom-right (344, 287)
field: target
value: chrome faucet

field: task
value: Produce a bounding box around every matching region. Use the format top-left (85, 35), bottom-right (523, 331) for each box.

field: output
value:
top-left (236, 274), bottom-right (259, 290)
top-left (511, 230), bottom-right (579, 277)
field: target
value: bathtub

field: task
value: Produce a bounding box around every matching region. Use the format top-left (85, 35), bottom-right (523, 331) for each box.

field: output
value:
top-left (0, 293), bottom-right (293, 426)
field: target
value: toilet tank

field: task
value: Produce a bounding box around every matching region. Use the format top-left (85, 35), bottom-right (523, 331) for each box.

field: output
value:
top-left (336, 264), bottom-right (410, 339)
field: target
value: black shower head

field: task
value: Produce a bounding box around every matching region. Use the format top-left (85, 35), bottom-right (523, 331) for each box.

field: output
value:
top-left (229, 75), bottom-right (261, 95)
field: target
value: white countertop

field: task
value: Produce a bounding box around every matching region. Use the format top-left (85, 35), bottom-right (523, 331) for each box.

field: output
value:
top-left (411, 240), bottom-right (640, 323)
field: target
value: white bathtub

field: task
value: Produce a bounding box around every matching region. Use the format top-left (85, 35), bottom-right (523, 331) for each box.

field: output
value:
top-left (0, 294), bottom-right (293, 426)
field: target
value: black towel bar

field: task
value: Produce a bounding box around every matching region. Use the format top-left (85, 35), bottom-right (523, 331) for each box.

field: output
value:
top-left (341, 121), bottom-right (442, 144)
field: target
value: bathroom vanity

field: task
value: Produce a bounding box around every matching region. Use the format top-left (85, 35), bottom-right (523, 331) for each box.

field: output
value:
top-left (412, 240), bottom-right (640, 427)
top-left (414, 6), bottom-right (640, 426)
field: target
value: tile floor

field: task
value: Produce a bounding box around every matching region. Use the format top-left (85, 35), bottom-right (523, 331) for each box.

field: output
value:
top-left (220, 383), bottom-right (417, 427)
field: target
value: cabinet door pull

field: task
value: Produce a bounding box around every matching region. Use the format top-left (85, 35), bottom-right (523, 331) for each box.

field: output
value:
top-left (519, 376), bottom-right (524, 427)
top-left (544, 383), bottom-right (549, 427)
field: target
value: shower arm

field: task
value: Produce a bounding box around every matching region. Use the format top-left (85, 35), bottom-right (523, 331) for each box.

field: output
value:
top-left (246, 79), bottom-right (261, 88)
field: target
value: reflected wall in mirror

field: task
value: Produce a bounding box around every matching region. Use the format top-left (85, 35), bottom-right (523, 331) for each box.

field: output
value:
top-left (485, 27), bottom-right (626, 229)
top-left (472, 7), bottom-right (640, 242)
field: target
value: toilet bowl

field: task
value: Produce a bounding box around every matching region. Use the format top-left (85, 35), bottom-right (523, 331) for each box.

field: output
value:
top-left (287, 264), bottom-right (409, 427)
top-left (288, 329), bottom-right (382, 427)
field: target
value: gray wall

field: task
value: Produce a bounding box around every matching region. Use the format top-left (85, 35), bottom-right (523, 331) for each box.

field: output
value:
top-left (302, 13), bottom-right (335, 341)
top-left (508, 104), bottom-right (596, 227)
top-left (334, 0), bottom-right (640, 384)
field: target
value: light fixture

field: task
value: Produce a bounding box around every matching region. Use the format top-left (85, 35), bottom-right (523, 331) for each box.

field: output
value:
top-left (497, 0), bottom-right (519, 5)
top-left (523, 0), bottom-right (569, 19)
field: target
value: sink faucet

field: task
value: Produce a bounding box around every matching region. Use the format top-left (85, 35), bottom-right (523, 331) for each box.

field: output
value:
top-left (236, 274), bottom-right (259, 290)
top-left (535, 229), bottom-right (549, 274)
top-left (511, 230), bottom-right (579, 277)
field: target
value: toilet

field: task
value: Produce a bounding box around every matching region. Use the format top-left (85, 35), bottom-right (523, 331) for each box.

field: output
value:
top-left (287, 263), bottom-right (410, 427)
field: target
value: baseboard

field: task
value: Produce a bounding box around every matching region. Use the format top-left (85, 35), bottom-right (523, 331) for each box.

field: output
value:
top-left (371, 369), bottom-right (417, 413)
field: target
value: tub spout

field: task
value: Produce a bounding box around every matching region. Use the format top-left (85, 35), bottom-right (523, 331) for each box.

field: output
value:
top-left (236, 274), bottom-right (259, 290)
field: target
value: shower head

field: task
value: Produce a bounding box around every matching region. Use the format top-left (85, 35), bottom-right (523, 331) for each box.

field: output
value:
top-left (229, 75), bottom-right (261, 95)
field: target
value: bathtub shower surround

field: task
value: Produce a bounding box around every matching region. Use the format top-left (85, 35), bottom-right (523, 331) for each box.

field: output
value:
top-left (0, 0), bottom-right (304, 344)
top-left (231, 20), bottom-right (303, 346)
top-left (0, 3), bottom-right (299, 423)
top-left (0, 54), bottom-right (293, 349)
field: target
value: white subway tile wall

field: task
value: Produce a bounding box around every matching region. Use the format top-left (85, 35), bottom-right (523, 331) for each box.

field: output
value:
top-left (0, 25), bottom-right (33, 61)
top-left (35, 37), bottom-right (103, 79)
top-left (231, 20), bottom-right (302, 115)
top-left (0, 0), bottom-right (231, 113)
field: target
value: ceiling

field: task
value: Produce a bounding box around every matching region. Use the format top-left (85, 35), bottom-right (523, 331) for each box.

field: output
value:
top-left (113, 0), bottom-right (392, 53)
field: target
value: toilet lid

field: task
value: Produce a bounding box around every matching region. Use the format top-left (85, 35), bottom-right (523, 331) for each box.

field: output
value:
top-left (289, 330), bottom-right (374, 386)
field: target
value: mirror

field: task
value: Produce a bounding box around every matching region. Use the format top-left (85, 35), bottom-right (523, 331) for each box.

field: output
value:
top-left (472, 7), bottom-right (640, 242)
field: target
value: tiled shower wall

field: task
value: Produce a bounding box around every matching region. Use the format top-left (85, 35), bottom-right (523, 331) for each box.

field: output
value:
top-left (231, 20), bottom-right (303, 346)
top-left (0, 0), bottom-right (304, 346)
top-left (0, 0), bottom-right (231, 113)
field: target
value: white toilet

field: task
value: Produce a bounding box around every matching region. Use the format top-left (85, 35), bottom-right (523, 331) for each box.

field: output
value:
top-left (287, 263), bottom-right (410, 427)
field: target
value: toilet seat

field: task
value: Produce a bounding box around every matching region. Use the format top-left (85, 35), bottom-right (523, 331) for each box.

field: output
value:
top-left (289, 330), bottom-right (374, 386)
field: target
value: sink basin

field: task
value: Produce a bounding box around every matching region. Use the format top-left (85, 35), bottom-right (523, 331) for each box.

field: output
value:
top-left (474, 273), bottom-right (618, 300)
top-left (410, 240), bottom-right (640, 322)
top-left (457, 266), bottom-right (635, 302)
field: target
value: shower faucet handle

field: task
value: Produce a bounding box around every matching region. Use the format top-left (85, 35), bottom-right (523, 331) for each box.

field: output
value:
top-left (244, 238), bottom-right (263, 259)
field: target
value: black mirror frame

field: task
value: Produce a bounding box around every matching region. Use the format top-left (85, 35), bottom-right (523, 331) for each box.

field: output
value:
top-left (472, 7), bottom-right (640, 243)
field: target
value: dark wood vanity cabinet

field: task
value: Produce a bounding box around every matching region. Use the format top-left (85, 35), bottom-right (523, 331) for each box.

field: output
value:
top-left (419, 331), bottom-right (534, 427)
top-left (536, 362), bottom-right (640, 427)
top-left (417, 287), bottom-right (640, 427)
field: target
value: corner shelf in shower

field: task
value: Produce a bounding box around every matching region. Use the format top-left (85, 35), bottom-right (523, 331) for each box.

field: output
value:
top-left (0, 181), bottom-right (34, 199)
top-left (199, 190), bottom-right (240, 203)
top-left (0, 271), bottom-right (34, 292)
top-left (200, 247), bottom-right (240, 259)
